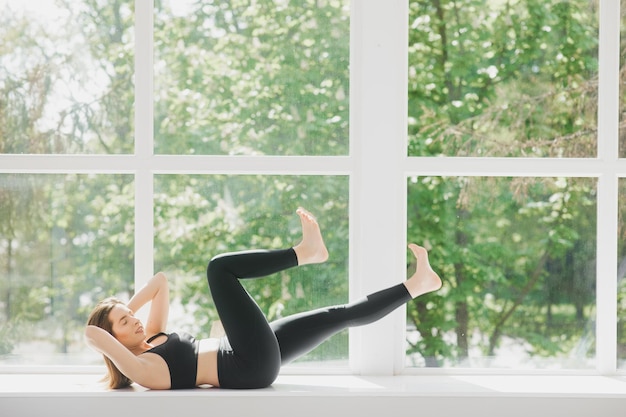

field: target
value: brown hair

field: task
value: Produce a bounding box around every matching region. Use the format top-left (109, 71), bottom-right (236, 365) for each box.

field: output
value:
top-left (87, 297), bottom-right (133, 389)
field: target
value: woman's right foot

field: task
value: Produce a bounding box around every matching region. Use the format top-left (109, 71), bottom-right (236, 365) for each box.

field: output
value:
top-left (404, 243), bottom-right (442, 298)
top-left (293, 207), bottom-right (329, 265)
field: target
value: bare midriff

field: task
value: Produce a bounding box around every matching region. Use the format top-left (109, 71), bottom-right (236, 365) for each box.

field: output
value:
top-left (196, 337), bottom-right (220, 387)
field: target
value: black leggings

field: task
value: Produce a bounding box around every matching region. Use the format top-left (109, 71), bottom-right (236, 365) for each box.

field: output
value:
top-left (207, 248), bottom-right (412, 389)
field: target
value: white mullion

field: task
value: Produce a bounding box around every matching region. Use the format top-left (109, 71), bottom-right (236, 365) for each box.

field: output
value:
top-left (395, 0), bottom-right (410, 374)
top-left (596, 0), bottom-right (620, 374)
top-left (7, 154), bottom-right (626, 177)
top-left (349, 0), bottom-right (407, 375)
top-left (404, 157), bottom-right (626, 178)
top-left (597, 175), bottom-right (619, 374)
top-left (348, 0), bottom-right (360, 373)
top-left (0, 155), bottom-right (352, 174)
top-left (134, 0), bottom-right (155, 292)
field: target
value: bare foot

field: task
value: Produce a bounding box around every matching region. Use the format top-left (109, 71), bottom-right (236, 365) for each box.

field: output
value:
top-left (404, 243), bottom-right (442, 298)
top-left (293, 207), bottom-right (329, 265)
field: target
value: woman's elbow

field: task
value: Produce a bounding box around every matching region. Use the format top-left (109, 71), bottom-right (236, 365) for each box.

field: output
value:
top-left (84, 329), bottom-right (96, 347)
top-left (84, 325), bottom-right (104, 349)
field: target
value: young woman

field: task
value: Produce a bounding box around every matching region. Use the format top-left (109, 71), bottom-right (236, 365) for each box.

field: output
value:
top-left (85, 208), bottom-right (442, 390)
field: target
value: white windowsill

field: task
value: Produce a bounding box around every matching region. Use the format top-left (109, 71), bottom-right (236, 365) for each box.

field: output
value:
top-left (2, 373), bottom-right (626, 397)
top-left (2, 373), bottom-right (626, 417)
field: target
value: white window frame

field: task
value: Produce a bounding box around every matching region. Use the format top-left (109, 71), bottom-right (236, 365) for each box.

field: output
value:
top-left (0, 0), bottom-right (622, 376)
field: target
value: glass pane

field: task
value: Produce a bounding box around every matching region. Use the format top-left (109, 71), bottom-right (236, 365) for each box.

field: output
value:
top-left (406, 176), bottom-right (597, 369)
top-left (0, 1), bottom-right (134, 154)
top-left (154, 0), bottom-right (349, 156)
top-left (621, 0), bottom-right (626, 158)
top-left (408, 0), bottom-right (598, 157)
top-left (154, 174), bottom-right (349, 366)
top-left (617, 178), bottom-right (626, 369)
top-left (0, 174), bottom-right (134, 365)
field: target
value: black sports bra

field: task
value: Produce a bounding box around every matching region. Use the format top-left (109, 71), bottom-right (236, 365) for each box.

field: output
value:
top-left (143, 332), bottom-right (199, 389)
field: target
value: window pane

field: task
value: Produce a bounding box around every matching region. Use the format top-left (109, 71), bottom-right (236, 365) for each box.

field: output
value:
top-left (154, 174), bottom-right (349, 366)
top-left (0, 1), bottom-right (134, 154)
top-left (154, 0), bottom-right (349, 156)
top-left (621, 1), bottom-right (626, 158)
top-left (0, 174), bottom-right (134, 365)
top-left (406, 176), bottom-right (596, 369)
top-left (617, 178), bottom-right (626, 369)
top-left (408, 0), bottom-right (598, 157)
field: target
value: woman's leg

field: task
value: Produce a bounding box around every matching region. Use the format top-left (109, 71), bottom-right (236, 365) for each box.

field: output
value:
top-left (270, 283), bottom-right (412, 364)
top-left (270, 243), bottom-right (442, 365)
top-left (206, 208), bottom-right (328, 388)
top-left (207, 248), bottom-right (298, 388)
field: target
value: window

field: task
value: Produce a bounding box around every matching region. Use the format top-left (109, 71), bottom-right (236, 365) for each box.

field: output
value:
top-left (153, 174), bottom-right (350, 364)
top-left (408, 0), bottom-right (598, 159)
top-left (0, 0), bottom-right (134, 154)
top-left (0, 0), bottom-right (351, 368)
top-left (0, 174), bottom-right (134, 364)
top-left (406, 176), bottom-right (597, 369)
top-left (0, 0), bottom-right (623, 377)
top-left (405, 0), bottom-right (607, 371)
top-left (153, 1), bottom-right (349, 156)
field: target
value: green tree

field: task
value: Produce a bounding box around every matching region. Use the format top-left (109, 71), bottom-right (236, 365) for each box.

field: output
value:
top-left (408, 0), bottom-right (597, 158)
top-left (407, 177), bottom-right (596, 366)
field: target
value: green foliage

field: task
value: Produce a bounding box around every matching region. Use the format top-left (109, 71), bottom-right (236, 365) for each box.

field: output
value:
top-left (407, 176), bottom-right (596, 366)
top-left (404, 0), bottom-right (604, 367)
top-left (153, 0), bottom-right (349, 155)
top-left (0, 174), bottom-right (134, 357)
top-left (0, 0), bottom-right (134, 154)
top-left (408, 0), bottom-right (598, 158)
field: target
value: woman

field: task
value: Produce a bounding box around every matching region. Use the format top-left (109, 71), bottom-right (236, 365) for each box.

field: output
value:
top-left (85, 207), bottom-right (442, 390)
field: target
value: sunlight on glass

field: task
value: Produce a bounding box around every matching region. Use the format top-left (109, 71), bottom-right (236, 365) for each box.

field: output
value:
top-left (0, 0), bottom-right (134, 154)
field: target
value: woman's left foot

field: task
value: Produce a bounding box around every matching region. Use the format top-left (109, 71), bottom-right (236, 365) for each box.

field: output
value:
top-left (404, 243), bottom-right (442, 298)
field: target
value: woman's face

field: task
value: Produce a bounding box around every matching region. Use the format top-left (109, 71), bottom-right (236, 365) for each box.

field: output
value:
top-left (108, 304), bottom-right (146, 348)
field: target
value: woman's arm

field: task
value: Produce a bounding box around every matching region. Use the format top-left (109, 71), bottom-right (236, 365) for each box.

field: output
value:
top-left (85, 325), bottom-right (151, 385)
top-left (127, 272), bottom-right (170, 337)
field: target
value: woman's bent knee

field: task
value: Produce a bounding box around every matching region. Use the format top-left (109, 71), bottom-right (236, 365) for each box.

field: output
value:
top-left (206, 254), bottom-right (228, 283)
